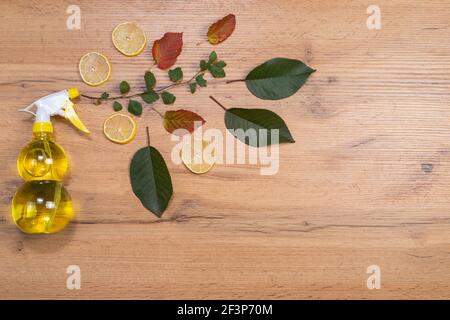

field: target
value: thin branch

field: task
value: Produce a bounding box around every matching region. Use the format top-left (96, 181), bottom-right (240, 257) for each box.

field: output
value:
top-left (81, 92), bottom-right (143, 100)
top-left (151, 108), bottom-right (164, 119)
top-left (80, 70), bottom-right (206, 102)
top-left (195, 40), bottom-right (208, 47)
top-left (146, 126), bottom-right (151, 148)
top-left (209, 96), bottom-right (227, 111)
top-left (226, 79), bottom-right (245, 84)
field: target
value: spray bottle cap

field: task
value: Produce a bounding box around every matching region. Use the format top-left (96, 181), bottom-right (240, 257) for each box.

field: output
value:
top-left (19, 88), bottom-right (90, 134)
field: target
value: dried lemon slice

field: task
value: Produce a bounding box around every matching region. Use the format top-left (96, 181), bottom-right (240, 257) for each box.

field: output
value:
top-left (181, 139), bottom-right (215, 174)
top-left (112, 22), bottom-right (147, 56)
top-left (79, 52), bottom-right (111, 86)
top-left (103, 113), bottom-right (137, 144)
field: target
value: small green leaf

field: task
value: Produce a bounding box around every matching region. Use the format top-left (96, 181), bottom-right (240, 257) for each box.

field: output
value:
top-left (224, 108), bottom-right (295, 147)
top-left (195, 74), bottom-right (207, 87)
top-left (128, 100), bottom-right (142, 116)
top-left (101, 92), bottom-right (109, 100)
top-left (93, 99), bottom-right (102, 105)
top-left (215, 60), bottom-right (226, 68)
top-left (200, 60), bottom-right (209, 71)
top-left (161, 91), bottom-right (176, 105)
top-left (120, 81), bottom-right (130, 94)
top-left (141, 91), bottom-right (159, 104)
top-left (209, 64), bottom-right (226, 78)
top-left (144, 71), bottom-right (156, 91)
top-left (208, 51), bottom-right (217, 63)
top-left (112, 101), bottom-right (123, 112)
top-left (130, 146), bottom-right (173, 217)
top-left (189, 82), bottom-right (197, 94)
top-left (245, 58), bottom-right (315, 100)
top-left (168, 67), bottom-right (183, 82)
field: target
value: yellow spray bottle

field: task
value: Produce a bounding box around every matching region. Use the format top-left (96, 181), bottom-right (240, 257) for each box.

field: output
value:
top-left (12, 88), bottom-right (89, 234)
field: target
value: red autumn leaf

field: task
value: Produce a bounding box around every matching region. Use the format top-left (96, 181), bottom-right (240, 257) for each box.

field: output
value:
top-left (163, 109), bottom-right (206, 136)
top-left (207, 14), bottom-right (236, 45)
top-left (152, 32), bottom-right (183, 69)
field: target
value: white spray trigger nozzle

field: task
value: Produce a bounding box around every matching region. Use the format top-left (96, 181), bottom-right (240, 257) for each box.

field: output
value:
top-left (19, 89), bottom-right (89, 134)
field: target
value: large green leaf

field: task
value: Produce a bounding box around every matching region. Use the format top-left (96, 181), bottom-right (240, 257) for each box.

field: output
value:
top-left (245, 58), bottom-right (315, 100)
top-left (130, 146), bottom-right (173, 217)
top-left (224, 108), bottom-right (295, 147)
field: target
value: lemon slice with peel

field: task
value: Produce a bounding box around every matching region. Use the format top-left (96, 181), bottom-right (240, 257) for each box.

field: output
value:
top-left (181, 139), bottom-right (215, 174)
top-left (79, 52), bottom-right (111, 86)
top-left (112, 22), bottom-right (147, 56)
top-left (103, 113), bottom-right (137, 144)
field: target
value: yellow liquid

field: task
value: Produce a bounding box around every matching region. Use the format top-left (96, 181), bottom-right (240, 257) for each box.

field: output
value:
top-left (17, 132), bottom-right (68, 181)
top-left (13, 129), bottom-right (74, 234)
top-left (12, 180), bottom-right (74, 234)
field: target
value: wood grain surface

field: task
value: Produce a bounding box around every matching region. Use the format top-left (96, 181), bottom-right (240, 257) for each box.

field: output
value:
top-left (1, 0), bottom-right (450, 299)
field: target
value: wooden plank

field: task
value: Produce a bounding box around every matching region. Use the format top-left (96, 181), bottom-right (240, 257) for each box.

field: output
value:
top-left (0, 0), bottom-right (449, 299)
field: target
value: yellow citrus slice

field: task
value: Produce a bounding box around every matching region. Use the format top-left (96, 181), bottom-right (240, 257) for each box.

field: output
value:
top-left (79, 52), bottom-right (111, 86)
top-left (103, 113), bottom-right (137, 144)
top-left (112, 22), bottom-right (147, 56)
top-left (181, 139), bottom-right (215, 174)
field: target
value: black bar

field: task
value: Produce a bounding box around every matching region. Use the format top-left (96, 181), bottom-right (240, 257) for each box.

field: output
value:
top-left (0, 300), bottom-right (447, 318)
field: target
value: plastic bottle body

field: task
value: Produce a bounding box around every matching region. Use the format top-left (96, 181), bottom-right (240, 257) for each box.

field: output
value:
top-left (12, 124), bottom-right (74, 234)
top-left (12, 181), bottom-right (73, 234)
top-left (17, 131), bottom-right (68, 181)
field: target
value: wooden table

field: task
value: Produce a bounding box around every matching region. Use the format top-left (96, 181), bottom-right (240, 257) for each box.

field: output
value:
top-left (1, 0), bottom-right (449, 299)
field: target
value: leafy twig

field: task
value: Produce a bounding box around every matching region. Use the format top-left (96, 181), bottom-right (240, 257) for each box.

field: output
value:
top-left (81, 76), bottom-right (244, 102)
top-left (81, 50), bottom-right (229, 103)
top-left (80, 70), bottom-right (206, 102)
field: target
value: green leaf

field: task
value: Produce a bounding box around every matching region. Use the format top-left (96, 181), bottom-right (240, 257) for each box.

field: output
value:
top-left (112, 101), bottom-right (123, 112)
top-left (208, 51), bottom-right (217, 63)
top-left (141, 91), bottom-right (159, 104)
top-left (101, 92), bottom-right (109, 99)
top-left (199, 60), bottom-right (209, 71)
top-left (130, 146), bottom-right (173, 217)
top-left (128, 100), bottom-right (142, 116)
top-left (161, 91), bottom-right (176, 105)
top-left (120, 81), bottom-right (130, 94)
top-left (215, 60), bottom-right (226, 68)
top-left (144, 71), bottom-right (156, 91)
top-left (195, 74), bottom-right (207, 87)
top-left (209, 64), bottom-right (226, 78)
top-left (189, 82), bottom-right (197, 94)
top-left (245, 57), bottom-right (315, 100)
top-left (168, 67), bottom-right (183, 82)
top-left (224, 108), bottom-right (295, 147)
